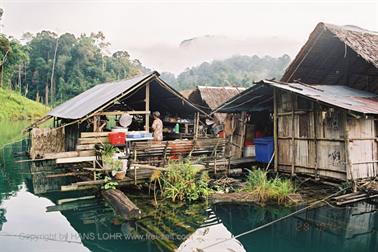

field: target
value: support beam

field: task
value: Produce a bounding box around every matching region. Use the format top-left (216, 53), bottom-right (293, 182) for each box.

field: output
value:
top-left (56, 156), bottom-right (96, 164)
top-left (343, 111), bottom-right (354, 189)
top-left (95, 111), bottom-right (150, 116)
top-left (273, 88), bottom-right (278, 172)
top-left (145, 82), bottom-right (150, 132)
top-left (291, 93), bottom-right (296, 177)
top-left (313, 103), bottom-right (319, 179)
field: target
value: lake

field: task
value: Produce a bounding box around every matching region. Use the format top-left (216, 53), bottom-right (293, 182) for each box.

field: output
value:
top-left (0, 121), bottom-right (377, 251)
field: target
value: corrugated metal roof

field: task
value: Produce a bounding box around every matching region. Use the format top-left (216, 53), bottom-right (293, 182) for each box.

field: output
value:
top-left (264, 80), bottom-right (378, 114)
top-left (213, 84), bottom-right (272, 113)
top-left (48, 72), bottom-right (156, 119)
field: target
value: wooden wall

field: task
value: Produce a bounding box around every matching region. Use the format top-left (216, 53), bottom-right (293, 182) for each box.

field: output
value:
top-left (348, 118), bottom-right (377, 179)
top-left (30, 127), bottom-right (65, 159)
top-left (64, 122), bottom-right (80, 151)
top-left (276, 90), bottom-right (377, 181)
top-left (225, 112), bottom-right (246, 159)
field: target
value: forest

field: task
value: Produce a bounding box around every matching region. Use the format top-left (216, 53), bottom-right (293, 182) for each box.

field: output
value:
top-left (0, 31), bottom-right (146, 106)
top-left (161, 54), bottom-right (291, 91)
top-left (0, 31), bottom-right (290, 106)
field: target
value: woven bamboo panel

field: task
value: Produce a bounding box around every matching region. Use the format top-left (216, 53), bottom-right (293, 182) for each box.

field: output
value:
top-left (30, 127), bottom-right (65, 159)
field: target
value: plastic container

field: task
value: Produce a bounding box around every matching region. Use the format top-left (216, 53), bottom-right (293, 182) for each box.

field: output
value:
top-left (244, 140), bottom-right (253, 146)
top-left (143, 132), bottom-right (153, 138)
top-left (127, 131), bottom-right (143, 138)
top-left (174, 123), bottom-right (180, 134)
top-left (108, 132), bottom-right (126, 145)
top-left (243, 145), bottom-right (255, 157)
top-left (112, 127), bottom-right (128, 133)
top-left (254, 137), bottom-right (274, 163)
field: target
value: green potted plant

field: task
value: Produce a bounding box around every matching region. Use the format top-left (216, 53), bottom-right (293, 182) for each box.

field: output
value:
top-left (100, 143), bottom-right (125, 180)
top-left (112, 160), bottom-right (126, 180)
top-left (101, 144), bottom-right (117, 168)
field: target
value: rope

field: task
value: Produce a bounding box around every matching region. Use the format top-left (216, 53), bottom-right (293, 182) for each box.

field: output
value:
top-left (200, 186), bottom-right (349, 250)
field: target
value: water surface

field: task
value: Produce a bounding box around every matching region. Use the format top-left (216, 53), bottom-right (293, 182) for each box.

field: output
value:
top-left (0, 121), bottom-right (377, 252)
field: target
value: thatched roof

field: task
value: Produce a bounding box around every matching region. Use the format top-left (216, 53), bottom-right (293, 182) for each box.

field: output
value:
top-left (326, 23), bottom-right (378, 68)
top-left (188, 86), bottom-right (246, 113)
top-left (281, 22), bottom-right (378, 94)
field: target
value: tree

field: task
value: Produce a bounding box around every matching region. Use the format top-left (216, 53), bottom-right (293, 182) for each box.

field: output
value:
top-left (161, 54), bottom-right (291, 90)
top-left (19, 31), bottom-right (144, 105)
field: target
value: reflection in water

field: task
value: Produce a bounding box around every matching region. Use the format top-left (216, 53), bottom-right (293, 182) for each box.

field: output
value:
top-left (213, 202), bottom-right (378, 252)
top-left (178, 208), bottom-right (246, 252)
top-left (0, 208), bottom-right (6, 231)
top-left (0, 136), bottom-right (208, 251)
top-left (0, 124), bottom-right (377, 252)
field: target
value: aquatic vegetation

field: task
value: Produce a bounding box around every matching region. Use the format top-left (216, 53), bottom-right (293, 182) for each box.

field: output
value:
top-left (244, 169), bottom-right (296, 204)
top-left (150, 170), bottom-right (162, 206)
top-left (102, 176), bottom-right (119, 190)
top-left (161, 161), bottom-right (213, 202)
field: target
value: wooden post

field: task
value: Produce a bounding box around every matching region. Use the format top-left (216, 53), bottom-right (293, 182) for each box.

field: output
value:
top-left (343, 111), bottom-right (355, 190)
top-left (194, 112), bottom-right (200, 140)
top-left (134, 149), bottom-right (137, 185)
top-left (93, 160), bottom-right (96, 181)
top-left (93, 116), bottom-right (98, 132)
top-left (145, 82), bottom-right (150, 132)
top-left (239, 112), bottom-right (247, 158)
top-left (313, 103), bottom-right (319, 179)
top-left (273, 89), bottom-right (278, 172)
top-left (291, 93), bottom-right (296, 177)
top-left (214, 155), bottom-right (217, 174)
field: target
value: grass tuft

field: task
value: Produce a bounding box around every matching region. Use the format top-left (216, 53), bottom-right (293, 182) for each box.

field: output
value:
top-left (244, 169), bottom-right (296, 204)
top-left (161, 160), bottom-right (213, 202)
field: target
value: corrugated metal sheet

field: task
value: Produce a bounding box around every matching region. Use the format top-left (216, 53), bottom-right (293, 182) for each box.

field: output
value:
top-left (213, 84), bottom-right (272, 113)
top-left (48, 72), bottom-right (156, 119)
top-left (264, 80), bottom-right (378, 114)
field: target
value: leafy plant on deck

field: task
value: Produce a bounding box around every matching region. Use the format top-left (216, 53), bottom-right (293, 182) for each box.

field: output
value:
top-left (102, 176), bottom-right (119, 190)
top-left (100, 143), bottom-right (119, 157)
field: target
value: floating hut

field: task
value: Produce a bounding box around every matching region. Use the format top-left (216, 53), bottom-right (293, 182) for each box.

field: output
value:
top-left (214, 22), bottom-right (378, 182)
top-left (27, 71), bottom-right (230, 194)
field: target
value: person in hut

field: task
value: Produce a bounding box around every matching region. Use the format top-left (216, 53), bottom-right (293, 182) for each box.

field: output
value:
top-left (151, 111), bottom-right (163, 142)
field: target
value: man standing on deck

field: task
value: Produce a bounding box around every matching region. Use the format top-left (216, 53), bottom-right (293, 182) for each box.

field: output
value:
top-left (151, 111), bottom-right (163, 141)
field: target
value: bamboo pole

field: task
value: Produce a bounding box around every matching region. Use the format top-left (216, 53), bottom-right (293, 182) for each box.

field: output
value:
top-left (313, 103), bottom-right (319, 179)
top-left (291, 93), bottom-right (296, 177)
top-left (194, 112), bottom-right (200, 140)
top-left (145, 82), bottom-right (150, 132)
top-left (343, 111), bottom-right (355, 190)
top-left (239, 112), bottom-right (247, 159)
top-left (273, 89), bottom-right (278, 172)
top-left (134, 149), bottom-right (137, 185)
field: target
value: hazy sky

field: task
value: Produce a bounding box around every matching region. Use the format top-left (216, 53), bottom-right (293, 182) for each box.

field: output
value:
top-left (1, 0), bottom-right (377, 74)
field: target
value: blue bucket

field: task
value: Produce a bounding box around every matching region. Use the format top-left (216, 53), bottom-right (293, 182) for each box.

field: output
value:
top-left (254, 137), bottom-right (274, 163)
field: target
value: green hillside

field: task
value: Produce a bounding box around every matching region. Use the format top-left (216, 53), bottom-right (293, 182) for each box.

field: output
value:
top-left (0, 88), bottom-right (49, 120)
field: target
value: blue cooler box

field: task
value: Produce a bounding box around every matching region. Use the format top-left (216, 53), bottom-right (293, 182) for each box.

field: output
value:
top-left (254, 137), bottom-right (274, 163)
